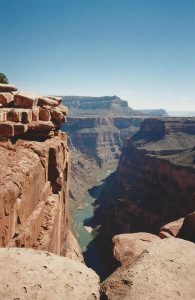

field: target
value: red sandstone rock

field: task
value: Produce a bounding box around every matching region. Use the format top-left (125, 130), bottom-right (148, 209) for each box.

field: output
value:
top-left (113, 232), bottom-right (160, 265)
top-left (14, 92), bottom-right (38, 108)
top-left (38, 96), bottom-right (58, 107)
top-left (0, 122), bottom-right (14, 136)
top-left (0, 87), bottom-right (68, 138)
top-left (51, 107), bottom-right (66, 123)
top-left (0, 92), bottom-right (14, 106)
top-left (29, 121), bottom-right (55, 132)
top-left (0, 248), bottom-right (100, 300)
top-left (39, 108), bottom-right (51, 121)
top-left (159, 217), bottom-right (184, 239)
top-left (101, 238), bottom-right (195, 300)
top-left (0, 135), bottom-right (70, 255)
top-left (0, 83), bottom-right (17, 92)
top-left (46, 95), bottom-right (62, 104)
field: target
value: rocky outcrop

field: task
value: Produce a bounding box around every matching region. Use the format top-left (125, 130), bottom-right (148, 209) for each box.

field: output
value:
top-left (113, 232), bottom-right (160, 266)
top-left (0, 84), bottom-right (79, 258)
top-left (61, 95), bottom-right (137, 117)
top-left (0, 84), bottom-right (67, 139)
top-left (0, 247), bottom-right (99, 300)
top-left (101, 238), bottom-right (195, 300)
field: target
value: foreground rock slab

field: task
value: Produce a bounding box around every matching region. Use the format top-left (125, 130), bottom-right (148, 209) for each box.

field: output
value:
top-left (113, 232), bottom-right (160, 265)
top-left (101, 238), bottom-right (195, 300)
top-left (0, 247), bottom-right (100, 300)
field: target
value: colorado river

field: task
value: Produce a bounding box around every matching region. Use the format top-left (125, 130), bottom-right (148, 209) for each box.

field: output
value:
top-left (75, 169), bottom-right (114, 279)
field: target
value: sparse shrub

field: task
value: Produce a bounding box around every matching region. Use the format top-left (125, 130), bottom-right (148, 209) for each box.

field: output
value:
top-left (0, 73), bottom-right (9, 84)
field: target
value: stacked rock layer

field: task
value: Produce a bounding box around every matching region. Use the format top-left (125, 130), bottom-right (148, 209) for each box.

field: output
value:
top-left (0, 83), bottom-right (68, 139)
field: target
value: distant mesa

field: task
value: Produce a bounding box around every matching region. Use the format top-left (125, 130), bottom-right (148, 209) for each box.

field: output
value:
top-left (61, 95), bottom-right (137, 117)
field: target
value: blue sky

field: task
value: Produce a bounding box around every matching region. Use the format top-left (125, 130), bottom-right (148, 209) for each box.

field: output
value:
top-left (0, 0), bottom-right (195, 110)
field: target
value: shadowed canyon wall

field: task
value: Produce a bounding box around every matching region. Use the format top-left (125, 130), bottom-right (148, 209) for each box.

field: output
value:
top-left (93, 118), bottom-right (195, 238)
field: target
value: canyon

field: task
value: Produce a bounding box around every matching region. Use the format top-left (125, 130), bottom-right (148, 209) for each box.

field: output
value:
top-left (93, 117), bottom-right (195, 237)
top-left (0, 86), bottom-right (195, 299)
top-left (61, 96), bottom-right (145, 230)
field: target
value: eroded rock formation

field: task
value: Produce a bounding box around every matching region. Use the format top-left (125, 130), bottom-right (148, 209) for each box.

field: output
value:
top-left (0, 83), bottom-right (67, 139)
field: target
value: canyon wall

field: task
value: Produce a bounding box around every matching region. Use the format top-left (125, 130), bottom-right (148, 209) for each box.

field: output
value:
top-left (0, 135), bottom-right (70, 255)
top-left (64, 117), bottom-right (143, 166)
top-left (0, 83), bottom-right (75, 257)
top-left (61, 116), bottom-right (143, 227)
top-left (93, 118), bottom-right (195, 237)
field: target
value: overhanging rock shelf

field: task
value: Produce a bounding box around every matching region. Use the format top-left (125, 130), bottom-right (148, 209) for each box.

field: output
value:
top-left (0, 83), bottom-right (68, 139)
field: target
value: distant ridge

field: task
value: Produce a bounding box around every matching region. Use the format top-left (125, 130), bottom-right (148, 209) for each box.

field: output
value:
top-left (61, 95), bottom-right (138, 117)
top-left (135, 109), bottom-right (168, 116)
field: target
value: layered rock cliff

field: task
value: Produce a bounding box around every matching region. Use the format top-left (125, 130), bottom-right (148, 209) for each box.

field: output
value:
top-left (61, 116), bottom-right (143, 232)
top-left (92, 118), bottom-right (195, 258)
top-left (0, 83), bottom-right (78, 257)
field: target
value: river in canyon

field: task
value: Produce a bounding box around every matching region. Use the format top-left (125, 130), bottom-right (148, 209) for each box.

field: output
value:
top-left (75, 169), bottom-right (114, 279)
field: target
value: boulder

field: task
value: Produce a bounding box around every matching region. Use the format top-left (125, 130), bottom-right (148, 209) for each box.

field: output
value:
top-left (159, 217), bottom-right (184, 239)
top-left (0, 123), bottom-right (14, 137)
top-left (14, 123), bottom-right (28, 135)
top-left (51, 108), bottom-right (66, 123)
top-left (0, 83), bottom-right (17, 92)
top-left (39, 108), bottom-right (51, 121)
top-left (14, 92), bottom-right (38, 108)
top-left (38, 96), bottom-right (58, 107)
top-left (101, 238), bottom-right (195, 300)
top-left (0, 247), bottom-right (100, 300)
top-left (0, 92), bottom-right (14, 106)
top-left (29, 121), bottom-right (55, 132)
top-left (178, 211), bottom-right (195, 242)
top-left (0, 122), bottom-right (28, 137)
top-left (46, 96), bottom-right (62, 104)
top-left (113, 232), bottom-right (160, 265)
